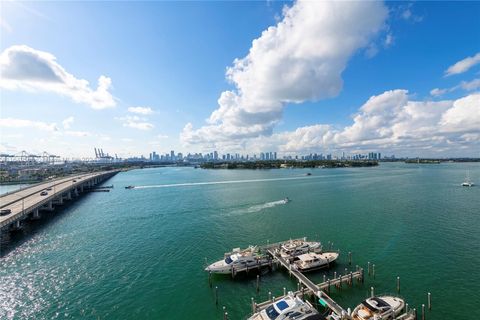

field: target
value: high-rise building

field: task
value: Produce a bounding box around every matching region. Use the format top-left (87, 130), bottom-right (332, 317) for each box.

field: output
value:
top-left (170, 150), bottom-right (175, 161)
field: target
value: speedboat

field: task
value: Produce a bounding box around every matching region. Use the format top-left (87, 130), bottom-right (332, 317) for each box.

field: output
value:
top-left (293, 251), bottom-right (339, 272)
top-left (351, 296), bottom-right (405, 320)
top-left (282, 197), bottom-right (291, 204)
top-left (462, 171), bottom-right (474, 187)
top-left (306, 173), bottom-right (312, 176)
top-left (279, 238), bottom-right (322, 259)
top-left (125, 185), bottom-right (135, 189)
top-left (248, 292), bottom-right (323, 320)
top-left (205, 246), bottom-right (267, 274)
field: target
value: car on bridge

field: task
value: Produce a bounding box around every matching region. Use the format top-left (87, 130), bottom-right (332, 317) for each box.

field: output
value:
top-left (0, 209), bottom-right (12, 216)
top-left (40, 191), bottom-right (48, 196)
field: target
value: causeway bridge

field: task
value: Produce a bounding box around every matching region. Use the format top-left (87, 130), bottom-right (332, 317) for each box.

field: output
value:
top-left (0, 170), bottom-right (119, 233)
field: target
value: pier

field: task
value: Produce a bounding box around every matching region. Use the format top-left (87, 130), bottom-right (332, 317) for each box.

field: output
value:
top-left (209, 238), bottom-right (418, 320)
top-left (0, 170), bottom-right (119, 234)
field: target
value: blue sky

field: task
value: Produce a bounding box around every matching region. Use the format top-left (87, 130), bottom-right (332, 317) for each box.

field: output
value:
top-left (1, 1), bottom-right (479, 158)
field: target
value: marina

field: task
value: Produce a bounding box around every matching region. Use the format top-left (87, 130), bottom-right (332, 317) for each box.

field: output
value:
top-left (208, 238), bottom-right (418, 320)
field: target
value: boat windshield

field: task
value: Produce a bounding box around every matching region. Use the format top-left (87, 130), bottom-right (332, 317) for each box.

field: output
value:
top-left (265, 305), bottom-right (280, 320)
top-left (363, 298), bottom-right (390, 311)
top-left (224, 256), bottom-right (233, 264)
top-left (276, 300), bottom-right (289, 311)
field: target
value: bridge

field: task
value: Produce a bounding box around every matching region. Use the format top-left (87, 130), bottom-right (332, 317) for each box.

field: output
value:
top-left (0, 170), bottom-right (119, 232)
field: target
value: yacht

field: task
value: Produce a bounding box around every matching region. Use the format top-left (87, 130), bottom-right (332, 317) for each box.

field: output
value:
top-left (293, 251), bottom-right (339, 272)
top-left (125, 185), bottom-right (135, 189)
top-left (248, 292), bottom-right (324, 320)
top-left (351, 296), bottom-right (405, 320)
top-left (205, 246), bottom-right (267, 274)
top-left (279, 238), bottom-right (322, 259)
top-left (462, 171), bottom-right (475, 187)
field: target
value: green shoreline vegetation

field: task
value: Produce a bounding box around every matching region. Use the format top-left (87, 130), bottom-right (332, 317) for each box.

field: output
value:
top-left (200, 160), bottom-right (379, 169)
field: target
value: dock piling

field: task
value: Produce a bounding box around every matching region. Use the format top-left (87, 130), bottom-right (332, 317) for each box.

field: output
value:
top-left (268, 291), bottom-right (271, 301)
top-left (367, 262), bottom-right (370, 276)
top-left (427, 292), bottom-right (431, 310)
top-left (370, 286), bottom-right (374, 298)
top-left (209, 271), bottom-right (212, 288)
top-left (348, 252), bottom-right (352, 265)
top-left (251, 297), bottom-right (255, 313)
top-left (215, 286), bottom-right (218, 305)
top-left (397, 276), bottom-right (400, 293)
top-left (422, 304), bottom-right (425, 320)
top-left (283, 287), bottom-right (286, 296)
top-left (372, 264), bottom-right (375, 279)
top-left (256, 275), bottom-right (260, 293)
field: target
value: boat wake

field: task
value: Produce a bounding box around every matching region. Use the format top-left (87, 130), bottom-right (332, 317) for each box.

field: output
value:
top-left (246, 200), bottom-right (288, 213)
top-left (133, 175), bottom-right (319, 189)
top-left (236, 199), bottom-right (289, 214)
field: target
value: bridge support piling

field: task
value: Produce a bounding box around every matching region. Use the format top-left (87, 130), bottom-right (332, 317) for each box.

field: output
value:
top-left (32, 209), bottom-right (40, 220)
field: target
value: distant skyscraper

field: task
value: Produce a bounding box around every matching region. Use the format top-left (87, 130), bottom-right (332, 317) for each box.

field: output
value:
top-left (214, 151), bottom-right (218, 160)
top-left (274, 152), bottom-right (277, 160)
top-left (170, 150), bottom-right (175, 161)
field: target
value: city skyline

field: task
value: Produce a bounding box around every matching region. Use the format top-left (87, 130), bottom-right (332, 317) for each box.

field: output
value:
top-left (1, 1), bottom-right (479, 158)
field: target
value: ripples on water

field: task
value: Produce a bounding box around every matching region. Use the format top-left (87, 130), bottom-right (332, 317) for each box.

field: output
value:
top-left (1, 163), bottom-right (479, 319)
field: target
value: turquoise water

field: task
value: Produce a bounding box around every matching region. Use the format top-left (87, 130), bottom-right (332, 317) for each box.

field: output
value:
top-left (0, 163), bottom-right (479, 319)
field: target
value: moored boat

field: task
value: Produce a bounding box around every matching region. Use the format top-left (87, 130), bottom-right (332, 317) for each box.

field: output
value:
top-left (248, 292), bottom-right (324, 320)
top-left (205, 246), bottom-right (268, 274)
top-left (351, 295), bottom-right (405, 320)
top-left (293, 251), bottom-right (339, 272)
top-left (279, 238), bottom-right (322, 259)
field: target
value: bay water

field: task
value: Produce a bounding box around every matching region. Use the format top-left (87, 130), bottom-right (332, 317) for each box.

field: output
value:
top-left (1, 162), bottom-right (479, 319)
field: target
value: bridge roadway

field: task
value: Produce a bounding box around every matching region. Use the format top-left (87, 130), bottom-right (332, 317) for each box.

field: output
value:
top-left (0, 170), bottom-right (119, 230)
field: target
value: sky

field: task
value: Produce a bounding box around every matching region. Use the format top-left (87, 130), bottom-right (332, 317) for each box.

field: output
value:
top-left (0, 0), bottom-right (479, 159)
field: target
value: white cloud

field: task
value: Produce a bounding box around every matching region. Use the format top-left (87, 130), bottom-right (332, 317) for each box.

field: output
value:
top-left (268, 91), bottom-right (480, 156)
top-left (459, 78), bottom-right (480, 91)
top-left (64, 130), bottom-right (90, 137)
top-left (430, 78), bottom-right (480, 97)
top-left (62, 116), bottom-right (74, 129)
top-left (0, 45), bottom-right (116, 109)
top-left (0, 117), bottom-right (58, 131)
top-left (116, 115), bottom-right (154, 131)
top-left (182, 1), bottom-right (388, 147)
top-left (157, 134), bottom-right (169, 139)
top-left (128, 106), bottom-right (154, 115)
top-left (430, 88), bottom-right (448, 97)
top-left (445, 52), bottom-right (480, 77)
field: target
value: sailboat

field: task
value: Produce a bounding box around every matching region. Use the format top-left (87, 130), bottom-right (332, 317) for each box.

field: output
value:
top-left (461, 171), bottom-right (475, 187)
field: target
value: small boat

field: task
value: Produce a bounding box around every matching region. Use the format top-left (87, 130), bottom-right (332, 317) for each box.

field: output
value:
top-left (282, 197), bottom-right (291, 204)
top-left (461, 171), bottom-right (475, 187)
top-left (278, 238), bottom-right (322, 259)
top-left (293, 251), bottom-right (339, 272)
top-left (125, 185), bottom-right (135, 189)
top-left (351, 296), bottom-right (405, 320)
top-left (248, 291), bottom-right (323, 320)
top-left (205, 246), bottom-right (268, 274)
top-left (306, 172), bottom-right (312, 176)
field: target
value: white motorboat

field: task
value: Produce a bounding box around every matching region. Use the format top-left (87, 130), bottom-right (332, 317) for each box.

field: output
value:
top-left (351, 296), bottom-right (405, 320)
top-left (248, 292), bottom-right (323, 320)
top-left (462, 171), bottom-right (475, 187)
top-left (279, 238), bottom-right (322, 259)
top-left (293, 251), bottom-right (339, 272)
top-left (205, 246), bottom-right (267, 274)
top-left (282, 197), bottom-right (291, 204)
